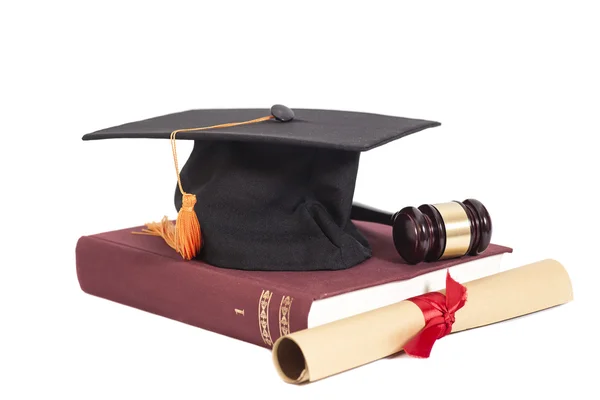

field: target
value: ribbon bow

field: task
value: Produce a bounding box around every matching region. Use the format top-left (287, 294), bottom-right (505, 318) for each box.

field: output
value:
top-left (404, 271), bottom-right (468, 358)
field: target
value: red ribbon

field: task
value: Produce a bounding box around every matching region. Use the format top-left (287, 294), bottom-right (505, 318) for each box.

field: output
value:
top-left (404, 271), bottom-right (468, 358)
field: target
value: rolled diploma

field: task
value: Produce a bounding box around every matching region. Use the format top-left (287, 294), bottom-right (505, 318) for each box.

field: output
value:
top-left (272, 259), bottom-right (573, 384)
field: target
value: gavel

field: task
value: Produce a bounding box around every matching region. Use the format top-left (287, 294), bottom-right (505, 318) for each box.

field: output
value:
top-left (351, 199), bottom-right (492, 264)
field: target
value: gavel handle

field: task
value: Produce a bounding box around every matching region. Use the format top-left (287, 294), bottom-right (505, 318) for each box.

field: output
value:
top-left (350, 203), bottom-right (394, 226)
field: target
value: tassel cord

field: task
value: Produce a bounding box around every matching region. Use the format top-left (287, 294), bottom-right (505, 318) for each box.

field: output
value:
top-left (135, 115), bottom-right (275, 260)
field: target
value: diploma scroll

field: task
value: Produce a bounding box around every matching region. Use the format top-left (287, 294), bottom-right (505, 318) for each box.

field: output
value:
top-left (272, 259), bottom-right (573, 384)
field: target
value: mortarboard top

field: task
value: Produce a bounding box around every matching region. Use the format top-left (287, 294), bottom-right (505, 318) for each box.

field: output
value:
top-left (83, 105), bottom-right (441, 272)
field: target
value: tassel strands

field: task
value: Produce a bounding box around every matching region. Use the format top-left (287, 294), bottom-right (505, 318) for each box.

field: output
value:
top-left (175, 193), bottom-right (201, 260)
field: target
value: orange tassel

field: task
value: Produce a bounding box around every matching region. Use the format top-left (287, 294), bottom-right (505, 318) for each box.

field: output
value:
top-left (134, 114), bottom-right (274, 260)
top-left (174, 193), bottom-right (202, 260)
top-left (135, 195), bottom-right (202, 260)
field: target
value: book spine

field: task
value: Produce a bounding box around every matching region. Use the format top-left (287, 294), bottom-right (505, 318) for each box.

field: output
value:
top-left (75, 236), bottom-right (313, 349)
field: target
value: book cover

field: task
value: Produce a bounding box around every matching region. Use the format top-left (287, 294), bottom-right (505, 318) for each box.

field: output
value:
top-left (76, 220), bottom-right (512, 348)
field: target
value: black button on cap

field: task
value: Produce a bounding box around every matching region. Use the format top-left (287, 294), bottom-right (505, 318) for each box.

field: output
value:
top-left (271, 104), bottom-right (295, 122)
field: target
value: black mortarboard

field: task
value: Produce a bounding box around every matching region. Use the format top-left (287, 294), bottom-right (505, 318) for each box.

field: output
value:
top-left (82, 105), bottom-right (440, 271)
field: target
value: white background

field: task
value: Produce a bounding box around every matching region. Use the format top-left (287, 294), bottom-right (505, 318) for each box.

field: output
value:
top-left (1, 1), bottom-right (599, 399)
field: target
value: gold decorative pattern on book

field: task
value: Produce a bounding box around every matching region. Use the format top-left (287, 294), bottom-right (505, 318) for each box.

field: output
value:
top-left (235, 308), bottom-right (245, 316)
top-left (279, 296), bottom-right (294, 337)
top-left (259, 290), bottom-right (273, 346)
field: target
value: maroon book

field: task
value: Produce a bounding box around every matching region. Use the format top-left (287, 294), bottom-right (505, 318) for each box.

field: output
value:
top-left (76, 221), bottom-right (512, 349)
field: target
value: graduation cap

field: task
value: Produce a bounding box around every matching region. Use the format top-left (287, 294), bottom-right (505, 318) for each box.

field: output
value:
top-left (82, 105), bottom-right (440, 271)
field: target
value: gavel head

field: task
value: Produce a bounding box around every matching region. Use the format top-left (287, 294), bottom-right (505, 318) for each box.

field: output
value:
top-left (391, 199), bottom-right (492, 264)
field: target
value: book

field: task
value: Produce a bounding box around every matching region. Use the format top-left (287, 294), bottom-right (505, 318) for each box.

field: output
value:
top-left (75, 220), bottom-right (512, 349)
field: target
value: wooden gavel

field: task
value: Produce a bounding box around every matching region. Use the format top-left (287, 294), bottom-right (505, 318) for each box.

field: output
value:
top-left (351, 199), bottom-right (492, 264)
